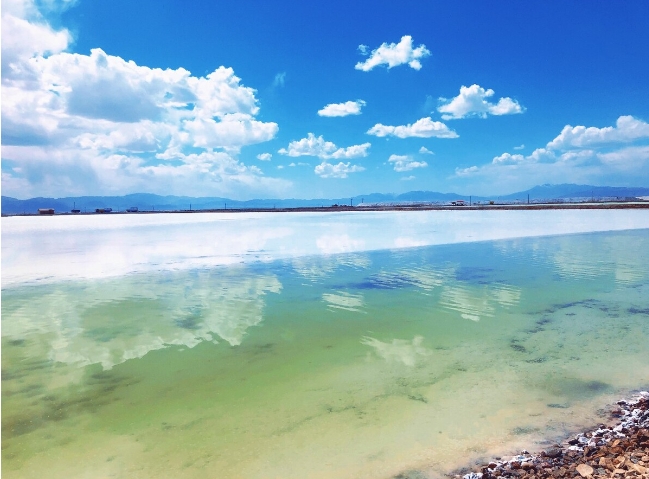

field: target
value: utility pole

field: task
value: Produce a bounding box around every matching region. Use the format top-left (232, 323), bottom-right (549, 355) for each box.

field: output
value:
top-left (528, 194), bottom-right (530, 204)
top-left (351, 198), bottom-right (353, 207)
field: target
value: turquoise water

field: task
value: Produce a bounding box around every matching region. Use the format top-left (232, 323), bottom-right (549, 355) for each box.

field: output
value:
top-left (2, 214), bottom-right (649, 479)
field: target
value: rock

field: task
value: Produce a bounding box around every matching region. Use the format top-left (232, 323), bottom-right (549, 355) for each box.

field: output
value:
top-left (575, 464), bottom-right (593, 477)
top-left (629, 463), bottom-right (647, 474)
top-left (450, 393), bottom-right (649, 479)
top-left (545, 448), bottom-right (562, 458)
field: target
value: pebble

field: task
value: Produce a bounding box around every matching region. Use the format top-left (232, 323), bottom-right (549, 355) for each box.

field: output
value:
top-left (453, 392), bottom-right (649, 479)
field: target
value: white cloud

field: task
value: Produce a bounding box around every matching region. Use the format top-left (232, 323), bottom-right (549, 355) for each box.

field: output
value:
top-left (492, 152), bottom-right (525, 165)
top-left (388, 154), bottom-right (427, 172)
top-left (438, 84), bottom-right (525, 120)
top-left (1, 0), bottom-right (71, 80)
top-left (257, 153), bottom-right (272, 161)
top-left (355, 35), bottom-right (430, 72)
top-left (367, 117), bottom-right (458, 139)
top-left (419, 146), bottom-right (434, 155)
top-left (546, 115), bottom-right (649, 150)
top-left (455, 166), bottom-right (480, 177)
top-left (452, 116), bottom-right (649, 194)
top-left (401, 175), bottom-right (416, 181)
top-left (0, 3), bottom-right (286, 198)
top-left (597, 145), bottom-right (649, 169)
top-left (513, 144), bottom-right (525, 150)
top-left (273, 72), bottom-right (286, 87)
top-left (318, 99), bottom-right (366, 117)
top-left (314, 161), bottom-right (365, 179)
top-left (357, 44), bottom-right (369, 56)
top-left (278, 133), bottom-right (370, 159)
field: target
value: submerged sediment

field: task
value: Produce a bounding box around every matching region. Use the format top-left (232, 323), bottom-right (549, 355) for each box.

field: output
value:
top-left (453, 392), bottom-right (649, 479)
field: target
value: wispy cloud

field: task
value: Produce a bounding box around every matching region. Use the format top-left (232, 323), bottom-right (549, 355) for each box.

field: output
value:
top-left (388, 154), bottom-right (427, 172)
top-left (273, 72), bottom-right (286, 87)
top-left (419, 146), bottom-right (434, 155)
top-left (257, 153), bottom-right (272, 161)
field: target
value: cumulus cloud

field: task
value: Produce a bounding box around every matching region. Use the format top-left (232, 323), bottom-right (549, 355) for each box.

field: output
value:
top-left (546, 115), bottom-right (649, 150)
top-left (355, 35), bottom-right (430, 72)
top-left (438, 84), bottom-right (525, 120)
top-left (278, 133), bottom-right (370, 159)
top-left (257, 153), bottom-right (272, 161)
top-left (388, 154), bottom-right (427, 172)
top-left (314, 161), bottom-right (365, 179)
top-left (318, 99), bottom-right (366, 117)
top-left (1, 0), bottom-right (71, 80)
top-left (419, 146), bottom-right (434, 155)
top-left (452, 115), bottom-right (649, 193)
top-left (367, 117), bottom-right (458, 139)
top-left (1, 1), bottom-right (286, 198)
top-left (491, 152), bottom-right (525, 165)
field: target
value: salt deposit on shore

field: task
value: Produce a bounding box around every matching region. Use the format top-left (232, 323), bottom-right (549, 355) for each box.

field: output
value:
top-left (453, 392), bottom-right (649, 479)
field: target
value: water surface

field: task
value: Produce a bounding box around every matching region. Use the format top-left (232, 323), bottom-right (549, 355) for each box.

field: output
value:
top-left (2, 211), bottom-right (648, 479)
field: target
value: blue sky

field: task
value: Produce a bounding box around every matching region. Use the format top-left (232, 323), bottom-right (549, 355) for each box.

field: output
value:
top-left (2, 0), bottom-right (649, 199)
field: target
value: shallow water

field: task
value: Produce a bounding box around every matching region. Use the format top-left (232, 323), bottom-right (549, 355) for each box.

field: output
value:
top-left (2, 211), bottom-right (649, 479)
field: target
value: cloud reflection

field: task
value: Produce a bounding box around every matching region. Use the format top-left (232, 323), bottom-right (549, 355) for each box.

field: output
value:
top-left (323, 291), bottom-right (365, 312)
top-left (361, 335), bottom-right (431, 367)
top-left (2, 268), bottom-right (282, 375)
top-left (4, 210), bottom-right (647, 287)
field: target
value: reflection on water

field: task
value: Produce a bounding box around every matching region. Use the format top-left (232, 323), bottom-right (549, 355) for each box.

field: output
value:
top-left (361, 336), bottom-right (431, 367)
top-left (2, 224), bottom-right (649, 479)
top-left (3, 209), bottom-right (649, 287)
top-left (323, 291), bottom-right (365, 312)
top-left (3, 269), bottom-right (281, 373)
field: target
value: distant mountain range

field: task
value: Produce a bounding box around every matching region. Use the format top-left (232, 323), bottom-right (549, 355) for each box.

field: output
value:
top-left (2, 184), bottom-right (649, 215)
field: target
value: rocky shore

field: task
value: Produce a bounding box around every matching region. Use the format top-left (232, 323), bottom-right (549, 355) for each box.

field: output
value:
top-left (454, 392), bottom-right (649, 479)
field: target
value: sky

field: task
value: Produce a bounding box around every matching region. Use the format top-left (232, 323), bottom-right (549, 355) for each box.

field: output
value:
top-left (2, 0), bottom-right (649, 200)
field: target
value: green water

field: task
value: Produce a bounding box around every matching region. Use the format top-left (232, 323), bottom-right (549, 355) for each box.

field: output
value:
top-left (2, 229), bottom-right (649, 479)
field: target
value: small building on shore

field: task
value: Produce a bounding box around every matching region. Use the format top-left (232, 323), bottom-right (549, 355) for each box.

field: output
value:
top-left (38, 208), bottom-right (55, 215)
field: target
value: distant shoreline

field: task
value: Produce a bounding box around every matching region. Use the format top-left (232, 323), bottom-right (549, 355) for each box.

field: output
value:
top-left (4, 201), bottom-right (649, 217)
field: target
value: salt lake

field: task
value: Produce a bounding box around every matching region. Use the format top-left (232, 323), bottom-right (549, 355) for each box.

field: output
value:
top-left (2, 210), bottom-right (649, 479)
